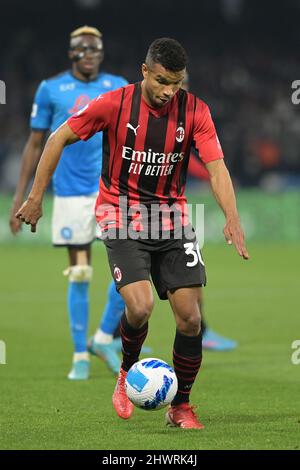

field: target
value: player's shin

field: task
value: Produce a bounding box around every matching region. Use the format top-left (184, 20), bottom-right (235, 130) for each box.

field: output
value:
top-left (88, 281), bottom-right (123, 375)
top-left (171, 329), bottom-right (202, 406)
top-left (120, 312), bottom-right (148, 372)
top-left (65, 265), bottom-right (93, 357)
top-left (96, 280), bottom-right (125, 342)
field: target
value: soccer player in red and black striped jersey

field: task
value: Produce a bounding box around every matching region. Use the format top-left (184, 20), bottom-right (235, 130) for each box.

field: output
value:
top-left (17, 38), bottom-right (249, 429)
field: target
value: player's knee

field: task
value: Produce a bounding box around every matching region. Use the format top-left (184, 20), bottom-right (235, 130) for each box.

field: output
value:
top-left (177, 312), bottom-right (201, 336)
top-left (127, 299), bottom-right (153, 325)
top-left (63, 265), bottom-right (93, 282)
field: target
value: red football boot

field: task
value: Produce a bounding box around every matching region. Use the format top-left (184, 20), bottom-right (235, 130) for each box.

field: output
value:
top-left (166, 403), bottom-right (204, 429)
top-left (112, 368), bottom-right (134, 419)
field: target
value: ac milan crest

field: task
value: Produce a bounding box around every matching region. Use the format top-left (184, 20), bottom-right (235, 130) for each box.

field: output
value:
top-left (114, 266), bottom-right (122, 282)
top-left (176, 126), bottom-right (185, 143)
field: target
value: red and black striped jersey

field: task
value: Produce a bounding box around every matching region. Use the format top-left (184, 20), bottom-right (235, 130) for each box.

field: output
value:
top-left (67, 82), bottom-right (223, 230)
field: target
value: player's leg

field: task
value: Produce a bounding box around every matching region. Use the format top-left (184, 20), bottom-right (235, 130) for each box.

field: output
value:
top-left (51, 194), bottom-right (96, 380)
top-left (119, 280), bottom-right (153, 369)
top-left (150, 229), bottom-right (205, 428)
top-left (66, 246), bottom-right (92, 380)
top-left (103, 238), bottom-right (153, 419)
top-left (112, 279), bottom-right (154, 419)
top-left (166, 286), bottom-right (204, 429)
top-left (169, 286), bottom-right (202, 406)
top-left (98, 281), bottom-right (125, 337)
top-left (89, 277), bottom-right (152, 367)
top-left (88, 280), bottom-right (123, 374)
top-left (111, 318), bottom-right (153, 354)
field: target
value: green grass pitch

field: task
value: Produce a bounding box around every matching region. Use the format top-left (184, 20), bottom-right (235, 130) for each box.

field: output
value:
top-left (0, 242), bottom-right (299, 450)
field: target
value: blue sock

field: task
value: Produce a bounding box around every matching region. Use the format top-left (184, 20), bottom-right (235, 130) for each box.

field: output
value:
top-left (68, 282), bottom-right (89, 353)
top-left (100, 280), bottom-right (125, 334)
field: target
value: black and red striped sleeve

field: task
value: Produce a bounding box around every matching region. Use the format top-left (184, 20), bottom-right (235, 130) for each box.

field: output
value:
top-left (192, 98), bottom-right (224, 164)
top-left (67, 92), bottom-right (113, 141)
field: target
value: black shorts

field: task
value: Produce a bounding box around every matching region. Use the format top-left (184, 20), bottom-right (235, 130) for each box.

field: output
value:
top-left (103, 228), bottom-right (206, 300)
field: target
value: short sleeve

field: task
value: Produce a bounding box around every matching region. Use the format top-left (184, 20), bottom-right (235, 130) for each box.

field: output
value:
top-left (67, 92), bottom-right (112, 141)
top-left (30, 81), bottom-right (52, 130)
top-left (193, 99), bottom-right (224, 164)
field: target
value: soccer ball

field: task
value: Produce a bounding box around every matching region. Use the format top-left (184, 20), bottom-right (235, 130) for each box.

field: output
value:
top-left (125, 358), bottom-right (178, 410)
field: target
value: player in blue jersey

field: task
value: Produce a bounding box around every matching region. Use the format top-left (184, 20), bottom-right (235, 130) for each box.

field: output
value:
top-left (9, 25), bottom-right (129, 379)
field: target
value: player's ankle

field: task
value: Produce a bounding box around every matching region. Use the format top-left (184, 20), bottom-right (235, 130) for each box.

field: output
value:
top-left (73, 352), bottom-right (89, 362)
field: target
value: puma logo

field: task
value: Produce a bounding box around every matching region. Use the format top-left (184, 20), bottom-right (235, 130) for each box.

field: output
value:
top-left (126, 122), bottom-right (140, 136)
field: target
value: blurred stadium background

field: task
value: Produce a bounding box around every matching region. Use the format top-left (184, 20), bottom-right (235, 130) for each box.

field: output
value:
top-left (0, 0), bottom-right (299, 450)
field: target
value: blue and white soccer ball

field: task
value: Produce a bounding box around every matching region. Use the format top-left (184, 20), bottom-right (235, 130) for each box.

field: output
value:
top-left (125, 358), bottom-right (178, 410)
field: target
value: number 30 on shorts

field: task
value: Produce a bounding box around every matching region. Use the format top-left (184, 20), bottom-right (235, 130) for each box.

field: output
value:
top-left (183, 242), bottom-right (205, 267)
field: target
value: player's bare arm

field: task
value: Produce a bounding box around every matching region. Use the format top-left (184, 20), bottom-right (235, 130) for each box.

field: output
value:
top-left (206, 159), bottom-right (249, 260)
top-left (16, 122), bottom-right (79, 233)
top-left (9, 130), bottom-right (47, 234)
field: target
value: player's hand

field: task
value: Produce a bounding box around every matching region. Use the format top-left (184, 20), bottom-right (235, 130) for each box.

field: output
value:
top-left (223, 216), bottom-right (249, 260)
top-left (15, 198), bottom-right (43, 233)
top-left (9, 199), bottom-right (23, 235)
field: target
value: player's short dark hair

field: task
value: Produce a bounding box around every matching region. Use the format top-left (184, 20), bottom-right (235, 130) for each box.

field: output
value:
top-left (145, 38), bottom-right (188, 72)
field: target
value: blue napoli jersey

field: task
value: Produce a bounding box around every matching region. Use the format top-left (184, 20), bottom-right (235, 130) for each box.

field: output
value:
top-left (30, 71), bottom-right (127, 196)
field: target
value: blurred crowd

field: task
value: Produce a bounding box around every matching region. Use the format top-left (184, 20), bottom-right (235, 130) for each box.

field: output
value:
top-left (1, 0), bottom-right (300, 191)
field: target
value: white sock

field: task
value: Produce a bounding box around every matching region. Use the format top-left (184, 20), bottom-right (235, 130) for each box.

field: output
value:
top-left (94, 329), bottom-right (113, 345)
top-left (73, 352), bottom-right (89, 362)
